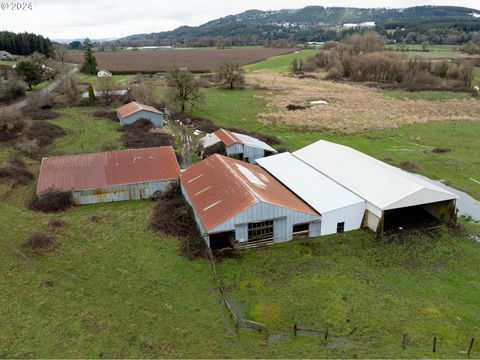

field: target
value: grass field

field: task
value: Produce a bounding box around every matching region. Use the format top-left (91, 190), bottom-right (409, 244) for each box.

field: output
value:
top-left (191, 88), bottom-right (480, 199)
top-left (382, 90), bottom-right (474, 101)
top-left (0, 98), bottom-right (479, 357)
top-left (246, 49), bottom-right (318, 72)
top-left (385, 44), bottom-right (467, 59)
top-left (217, 227), bottom-right (480, 358)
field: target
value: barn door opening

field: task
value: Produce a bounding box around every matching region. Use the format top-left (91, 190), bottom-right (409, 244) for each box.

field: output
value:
top-left (248, 220), bottom-right (274, 243)
top-left (293, 223), bottom-right (309, 239)
top-left (209, 231), bottom-right (234, 251)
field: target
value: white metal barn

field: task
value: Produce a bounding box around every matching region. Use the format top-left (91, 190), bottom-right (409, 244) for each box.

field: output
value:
top-left (294, 140), bottom-right (457, 237)
top-left (200, 128), bottom-right (277, 164)
top-left (256, 152), bottom-right (366, 235)
top-left (181, 154), bottom-right (322, 249)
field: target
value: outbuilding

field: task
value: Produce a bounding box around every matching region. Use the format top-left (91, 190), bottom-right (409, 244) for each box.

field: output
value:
top-left (37, 146), bottom-right (180, 204)
top-left (199, 128), bottom-right (277, 164)
top-left (116, 101), bottom-right (164, 127)
top-left (181, 154), bottom-right (321, 249)
top-left (294, 140), bottom-right (457, 237)
top-left (256, 152), bottom-right (366, 235)
top-left (97, 69), bottom-right (112, 77)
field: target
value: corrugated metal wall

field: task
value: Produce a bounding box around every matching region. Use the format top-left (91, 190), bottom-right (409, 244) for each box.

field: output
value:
top-left (209, 202), bottom-right (321, 243)
top-left (119, 110), bottom-right (164, 127)
top-left (243, 145), bottom-right (266, 164)
top-left (226, 143), bottom-right (244, 155)
top-left (73, 179), bottom-right (176, 205)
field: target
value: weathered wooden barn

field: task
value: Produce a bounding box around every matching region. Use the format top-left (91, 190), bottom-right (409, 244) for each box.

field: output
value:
top-left (37, 146), bottom-right (180, 204)
top-left (294, 140), bottom-right (457, 237)
top-left (181, 154), bottom-right (322, 249)
top-left (256, 152), bottom-right (366, 235)
top-left (116, 101), bottom-right (164, 127)
top-left (199, 128), bottom-right (277, 164)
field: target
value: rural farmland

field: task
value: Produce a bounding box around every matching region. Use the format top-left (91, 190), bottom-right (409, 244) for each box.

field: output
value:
top-left (64, 48), bottom-right (296, 72)
top-left (2, 3), bottom-right (480, 358)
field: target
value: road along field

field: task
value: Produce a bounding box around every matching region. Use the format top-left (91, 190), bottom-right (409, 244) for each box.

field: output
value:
top-left (64, 48), bottom-right (295, 73)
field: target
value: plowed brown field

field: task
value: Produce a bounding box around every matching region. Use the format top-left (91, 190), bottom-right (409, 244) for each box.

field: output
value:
top-left (65, 48), bottom-right (295, 73)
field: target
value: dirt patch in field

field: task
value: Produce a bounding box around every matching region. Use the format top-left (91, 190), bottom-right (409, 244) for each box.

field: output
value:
top-left (250, 72), bottom-right (480, 133)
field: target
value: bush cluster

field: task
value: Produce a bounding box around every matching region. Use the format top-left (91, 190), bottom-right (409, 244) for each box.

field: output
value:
top-left (304, 32), bottom-right (476, 88)
top-left (150, 183), bottom-right (207, 260)
top-left (0, 154), bottom-right (34, 185)
top-left (120, 119), bottom-right (174, 149)
top-left (28, 188), bottom-right (74, 213)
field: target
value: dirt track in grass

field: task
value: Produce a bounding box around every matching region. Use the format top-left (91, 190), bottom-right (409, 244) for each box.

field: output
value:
top-left (249, 72), bottom-right (480, 133)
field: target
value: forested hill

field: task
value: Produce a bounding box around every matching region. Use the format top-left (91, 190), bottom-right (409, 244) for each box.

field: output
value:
top-left (0, 31), bottom-right (53, 57)
top-left (120, 6), bottom-right (480, 46)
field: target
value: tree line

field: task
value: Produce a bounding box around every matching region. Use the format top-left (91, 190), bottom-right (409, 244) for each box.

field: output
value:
top-left (0, 31), bottom-right (53, 57)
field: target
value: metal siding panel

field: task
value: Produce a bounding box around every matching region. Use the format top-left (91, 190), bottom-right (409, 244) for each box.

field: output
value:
top-left (122, 110), bottom-right (163, 127)
top-left (235, 224), bottom-right (248, 242)
top-left (72, 180), bottom-right (175, 205)
top-left (309, 222), bottom-right (322, 237)
top-left (244, 146), bottom-right (265, 163)
top-left (226, 143), bottom-right (243, 155)
top-left (320, 202), bottom-right (365, 235)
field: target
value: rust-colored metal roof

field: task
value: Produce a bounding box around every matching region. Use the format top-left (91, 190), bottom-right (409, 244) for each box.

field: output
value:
top-left (116, 101), bottom-right (162, 118)
top-left (37, 146), bottom-right (180, 193)
top-left (181, 154), bottom-right (317, 232)
top-left (213, 128), bottom-right (243, 147)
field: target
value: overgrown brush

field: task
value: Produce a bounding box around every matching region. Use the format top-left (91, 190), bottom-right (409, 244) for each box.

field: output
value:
top-left (24, 121), bottom-right (66, 146)
top-left (0, 154), bottom-right (34, 185)
top-left (92, 110), bottom-right (117, 121)
top-left (28, 188), bottom-right (74, 213)
top-left (150, 183), bottom-right (207, 260)
top-left (432, 147), bottom-right (451, 153)
top-left (23, 232), bottom-right (58, 254)
top-left (121, 119), bottom-right (174, 149)
top-left (400, 160), bottom-right (423, 171)
top-left (0, 106), bottom-right (24, 142)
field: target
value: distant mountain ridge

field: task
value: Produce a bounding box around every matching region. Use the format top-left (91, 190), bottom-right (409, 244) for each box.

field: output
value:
top-left (119, 5), bottom-right (480, 45)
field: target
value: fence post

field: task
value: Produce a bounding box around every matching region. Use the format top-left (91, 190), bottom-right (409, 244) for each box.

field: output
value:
top-left (433, 336), bottom-right (436, 353)
top-left (402, 334), bottom-right (407, 350)
top-left (325, 327), bottom-right (329, 341)
top-left (468, 337), bottom-right (475, 356)
top-left (293, 324), bottom-right (297, 337)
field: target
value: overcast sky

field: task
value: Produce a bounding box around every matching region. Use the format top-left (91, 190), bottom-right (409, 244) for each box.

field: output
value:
top-left (0, 0), bottom-right (479, 40)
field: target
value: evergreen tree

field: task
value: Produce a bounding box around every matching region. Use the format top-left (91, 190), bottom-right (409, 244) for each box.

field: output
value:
top-left (80, 38), bottom-right (98, 75)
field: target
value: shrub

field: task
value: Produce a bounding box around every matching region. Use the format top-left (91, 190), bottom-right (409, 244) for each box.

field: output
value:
top-left (0, 154), bottom-right (34, 185)
top-left (325, 66), bottom-right (342, 81)
top-left (28, 188), bottom-right (74, 212)
top-left (0, 106), bottom-right (24, 142)
top-left (400, 160), bottom-right (423, 171)
top-left (432, 147), bottom-right (451, 153)
top-left (120, 119), bottom-right (174, 149)
top-left (29, 92), bottom-right (54, 109)
top-left (46, 219), bottom-right (67, 230)
top-left (24, 121), bottom-right (66, 146)
top-left (0, 76), bottom-right (27, 103)
top-left (432, 61), bottom-right (450, 78)
top-left (14, 139), bottom-right (40, 157)
top-left (23, 108), bottom-right (61, 120)
top-left (150, 183), bottom-right (207, 260)
top-left (92, 110), bottom-right (117, 121)
top-left (23, 232), bottom-right (57, 254)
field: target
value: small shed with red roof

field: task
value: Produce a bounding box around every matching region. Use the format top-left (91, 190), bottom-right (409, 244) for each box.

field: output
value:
top-left (199, 128), bottom-right (277, 164)
top-left (116, 101), bottom-right (164, 127)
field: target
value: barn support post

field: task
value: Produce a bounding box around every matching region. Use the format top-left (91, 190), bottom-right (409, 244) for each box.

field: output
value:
top-left (375, 212), bottom-right (385, 240)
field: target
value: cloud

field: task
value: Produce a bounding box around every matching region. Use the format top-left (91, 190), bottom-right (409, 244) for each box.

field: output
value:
top-left (0, 0), bottom-right (478, 39)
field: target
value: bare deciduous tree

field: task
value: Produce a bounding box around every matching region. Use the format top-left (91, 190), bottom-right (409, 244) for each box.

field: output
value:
top-left (167, 68), bottom-right (203, 112)
top-left (216, 63), bottom-right (246, 89)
